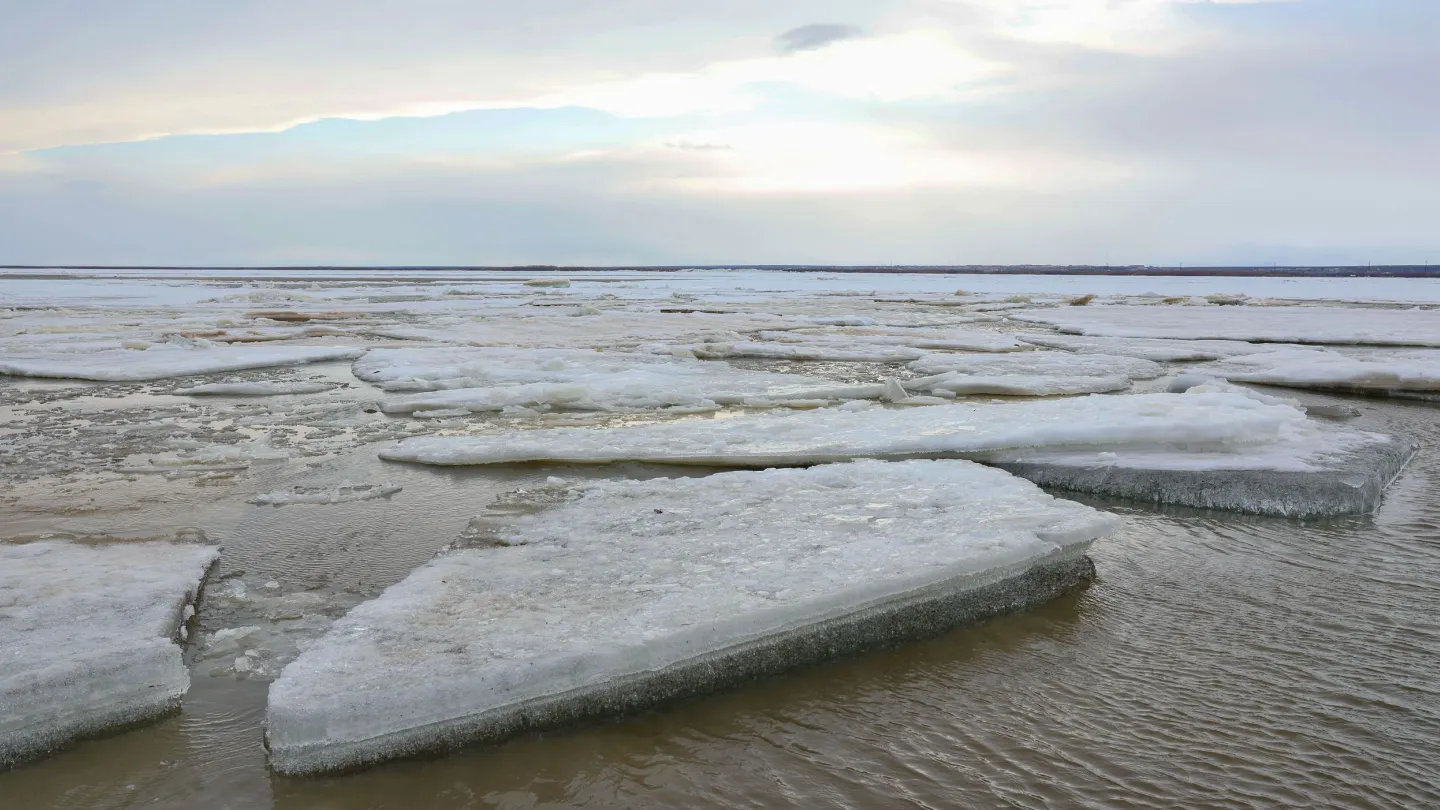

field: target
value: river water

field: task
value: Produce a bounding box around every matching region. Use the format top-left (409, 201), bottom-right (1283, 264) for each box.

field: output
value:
top-left (2, 274), bottom-right (1439, 809)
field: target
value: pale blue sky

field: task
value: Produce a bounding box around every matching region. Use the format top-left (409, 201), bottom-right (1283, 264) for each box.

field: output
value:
top-left (0, 0), bottom-right (1434, 266)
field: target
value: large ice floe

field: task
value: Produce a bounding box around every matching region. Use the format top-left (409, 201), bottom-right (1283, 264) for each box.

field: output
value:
top-left (1010, 305), bottom-right (1440, 347)
top-left (381, 393), bottom-right (1409, 517)
top-left (265, 460), bottom-right (1116, 774)
top-left (0, 339), bottom-right (363, 382)
top-left (1, 540), bottom-right (219, 768)
top-left (357, 347), bottom-right (898, 413)
top-left (1017, 334), bottom-right (1278, 362)
top-left (897, 350), bottom-right (1165, 396)
top-left (1205, 348), bottom-right (1440, 396)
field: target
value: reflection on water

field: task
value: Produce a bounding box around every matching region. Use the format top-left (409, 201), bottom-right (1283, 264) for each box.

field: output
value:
top-left (3, 400), bottom-right (1439, 809)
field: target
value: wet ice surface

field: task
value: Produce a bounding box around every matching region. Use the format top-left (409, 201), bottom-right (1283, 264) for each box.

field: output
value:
top-left (4, 270), bottom-right (1440, 807)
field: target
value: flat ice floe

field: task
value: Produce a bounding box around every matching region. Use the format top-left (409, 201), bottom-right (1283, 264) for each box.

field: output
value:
top-left (1017, 334), bottom-right (1277, 362)
top-left (1, 540), bottom-right (219, 768)
top-left (755, 327), bottom-right (1026, 353)
top-left (0, 342), bottom-right (363, 382)
top-left (265, 460), bottom-right (1117, 774)
top-left (380, 393), bottom-right (1305, 468)
top-left (680, 340), bottom-right (930, 363)
top-left (1208, 348), bottom-right (1440, 395)
top-left (1010, 305), bottom-right (1440, 347)
top-left (358, 347), bottom-right (889, 413)
top-left (907, 350), bottom-right (1164, 380)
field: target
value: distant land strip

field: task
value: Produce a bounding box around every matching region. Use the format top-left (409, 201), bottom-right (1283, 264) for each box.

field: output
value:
top-left (2, 264), bottom-right (1438, 278)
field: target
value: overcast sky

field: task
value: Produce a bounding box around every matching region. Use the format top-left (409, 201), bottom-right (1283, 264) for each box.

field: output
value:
top-left (1, 0), bottom-right (1434, 266)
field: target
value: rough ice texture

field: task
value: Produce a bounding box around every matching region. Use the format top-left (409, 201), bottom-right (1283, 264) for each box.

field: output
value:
top-left (1209, 348), bottom-right (1440, 394)
top-left (265, 460), bottom-right (1116, 774)
top-left (1010, 306), bottom-right (1440, 347)
top-left (380, 393), bottom-right (1306, 468)
top-left (909, 372), bottom-right (1131, 396)
top-left (1, 541), bottom-right (220, 769)
top-left (0, 343), bottom-right (363, 382)
top-left (907, 350), bottom-right (1164, 380)
top-left (1017, 334), bottom-right (1277, 362)
top-left (175, 381), bottom-right (338, 396)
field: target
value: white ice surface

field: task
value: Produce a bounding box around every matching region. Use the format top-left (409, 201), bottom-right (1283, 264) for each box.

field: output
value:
top-left (911, 373), bottom-right (1131, 396)
top-left (0, 343), bottom-right (363, 382)
top-left (1210, 348), bottom-right (1440, 392)
top-left (1017, 334), bottom-right (1277, 361)
top-left (755, 327), bottom-right (1026, 353)
top-left (907, 350), bottom-right (1164, 380)
top-left (175, 381), bottom-right (339, 396)
top-left (266, 460), bottom-right (1117, 771)
top-left (1, 541), bottom-right (219, 766)
top-left (1011, 305), bottom-right (1440, 347)
top-left (380, 392), bottom-right (1307, 467)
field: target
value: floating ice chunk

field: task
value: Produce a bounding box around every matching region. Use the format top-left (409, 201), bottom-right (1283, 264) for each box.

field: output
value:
top-left (907, 350), bottom-right (1163, 380)
top-left (1209, 348), bottom-right (1440, 394)
top-left (380, 392), bottom-right (1306, 468)
top-left (174, 381), bottom-right (338, 396)
top-left (981, 419), bottom-right (1413, 518)
top-left (0, 344), bottom-right (363, 382)
top-left (266, 460), bottom-right (1117, 773)
top-left (0, 540), bottom-right (219, 768)
top-left (248, 484), bottom-right (403, 506)
top-left (1018, 334), bottom-right (1277, 362)
top-left (1010, 306), bottom-right (1440, 347)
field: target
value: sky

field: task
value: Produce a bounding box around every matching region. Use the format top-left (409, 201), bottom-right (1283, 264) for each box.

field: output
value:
top-left (0, 0), bottom-right (1435, 267)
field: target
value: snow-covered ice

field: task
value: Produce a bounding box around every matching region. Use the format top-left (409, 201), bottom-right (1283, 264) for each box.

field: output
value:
top-left (0, 342), bottom-right (363, 382)
top-left (1011, 305), bottom-right (1440, 347)
top-left (755, 327), bottom-right (1026, 353)
top-left (266, 460), bottom-right (1117, 773)
top-left (680, 340), bottom-right (931, 363)
top-left (175, 381), bottom-right (339, 396)
top-left (0, 540), bottom-right (219, 768)
top-left (380, 393), bottom-right (1306, 468)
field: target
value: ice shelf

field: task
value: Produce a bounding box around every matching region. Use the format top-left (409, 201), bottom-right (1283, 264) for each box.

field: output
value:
top-left (1, 540), bottom-right (220, 769)
top-left (265, 460), bottom-right (1116, 774)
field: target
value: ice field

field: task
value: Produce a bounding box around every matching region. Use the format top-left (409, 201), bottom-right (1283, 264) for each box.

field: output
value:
top-left (3, 267), bottom-right (1440, 782)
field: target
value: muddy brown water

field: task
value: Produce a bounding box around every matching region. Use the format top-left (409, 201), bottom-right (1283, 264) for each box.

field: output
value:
top-left (2, 393), bottom-right (1439, 809)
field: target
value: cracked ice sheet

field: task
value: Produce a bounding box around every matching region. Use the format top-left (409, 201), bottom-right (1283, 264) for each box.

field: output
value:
top-left (1209, 348), bottom-right (1440, 393)
top-left (0, 540), bottom-right (219, 768)
top-left (380, 392), bottom-right (1306, 467)
top-left (1009, 306), bottom-right (1440, 347)
top-left (265, 460), bottom-right (1117, 773)
top-left (1017, 334), bottom-right (1281, 362)
top-left (680, 341), bottom-right (931, 363)
top-left (0, 342), bottom-right (364, 381)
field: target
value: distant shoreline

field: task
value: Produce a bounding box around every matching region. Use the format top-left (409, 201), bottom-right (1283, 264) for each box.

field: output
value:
top-left (2, 264), bottom-right (1437, 278)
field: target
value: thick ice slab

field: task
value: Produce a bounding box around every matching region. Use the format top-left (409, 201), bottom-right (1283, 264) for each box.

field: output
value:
top-left (681, 340), bottom-right (930, 363)
top-left (265, 461), bottom-right (1116, 774)
top-left (1, 541), bottom-right (220, 769)
top-left (1209, 348), bottom-right (1440, 395)
top-left (380, 393), bottom-right (1305, 467)
top-left (755, 327), bottom-right (1026, 353)
top-left (0, 342), bottom-right (363, 382)
top-left (1018, 334), bottom-right (1276, 362)
top-left (1011, 306), bottom-right (1440, 347)
top-left (907, 350), bottom-right (1164, 380)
